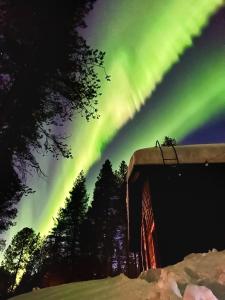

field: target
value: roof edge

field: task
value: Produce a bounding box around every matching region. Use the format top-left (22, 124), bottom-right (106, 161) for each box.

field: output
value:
top-left (127, 143), bottom-right (225, 179)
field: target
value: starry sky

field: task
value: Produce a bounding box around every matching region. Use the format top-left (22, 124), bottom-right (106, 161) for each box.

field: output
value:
top-left (2, 0), bottom-right (225, 252)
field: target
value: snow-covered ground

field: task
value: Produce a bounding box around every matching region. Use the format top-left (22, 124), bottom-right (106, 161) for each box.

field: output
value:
top-left (9, 250), bottom-right (225, 300)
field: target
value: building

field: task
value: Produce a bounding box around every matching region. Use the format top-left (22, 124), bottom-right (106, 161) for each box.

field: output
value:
top-left (126, 143), bottom-right (225, 271)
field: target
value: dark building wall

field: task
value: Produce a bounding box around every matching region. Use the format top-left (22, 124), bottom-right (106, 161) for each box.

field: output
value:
top-left (128, 163), bottom-right (225, 269)
top-left (148, 163), bottom-right (225, 267)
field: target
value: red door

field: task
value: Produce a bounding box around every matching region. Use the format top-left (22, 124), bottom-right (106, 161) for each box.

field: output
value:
top-left (141, 180), bottom-right (158, 270)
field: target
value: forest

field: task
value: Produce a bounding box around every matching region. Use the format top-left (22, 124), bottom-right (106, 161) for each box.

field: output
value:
top-left (0, 160), bottom-right (139, 299)
top-left (1, 1), bottom-right (224, 299)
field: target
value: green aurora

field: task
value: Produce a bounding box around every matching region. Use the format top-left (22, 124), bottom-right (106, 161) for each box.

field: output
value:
top-left (99, 46), bottom-right (225, 169)
top-left (3, 0), bottom-right (225, 247)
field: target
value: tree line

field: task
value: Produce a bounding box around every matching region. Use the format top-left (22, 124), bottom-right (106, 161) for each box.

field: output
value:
top-left (0, 160), bottom-right (140, 299)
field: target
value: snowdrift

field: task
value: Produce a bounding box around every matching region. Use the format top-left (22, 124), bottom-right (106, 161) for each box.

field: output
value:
top-left (9, 250), bottom-right (225, 300)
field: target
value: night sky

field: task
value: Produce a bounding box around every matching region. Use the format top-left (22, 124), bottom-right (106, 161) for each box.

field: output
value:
top-left (2, 0), bottom-right (225, 253)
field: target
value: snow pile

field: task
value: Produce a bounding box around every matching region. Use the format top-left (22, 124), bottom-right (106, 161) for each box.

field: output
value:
top-left (9, 250), bottom-right (225, 300)
top-left (141, 249), bottom-right (225, 300)
top-left (183, 284), bottom-right (218, 300)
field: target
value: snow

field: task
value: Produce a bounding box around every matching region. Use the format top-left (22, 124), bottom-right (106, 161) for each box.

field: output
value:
top-left (9, 250), bottom-right (225, 300)
top-left (183, 284), bottom-right (218, 300)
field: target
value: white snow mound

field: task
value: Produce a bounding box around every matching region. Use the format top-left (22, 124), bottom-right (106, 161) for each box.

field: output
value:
top-left (183, 284), bottom-right (218, 300)
top-left (9, 249), bottom-right (225, 300)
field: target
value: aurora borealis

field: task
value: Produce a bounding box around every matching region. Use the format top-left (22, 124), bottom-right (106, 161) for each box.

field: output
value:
top-left (2, 0), bottom-right (225, 251)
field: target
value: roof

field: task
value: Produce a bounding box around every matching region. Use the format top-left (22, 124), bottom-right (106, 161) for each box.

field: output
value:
top-left (127, 143), bottom-right (225, 180)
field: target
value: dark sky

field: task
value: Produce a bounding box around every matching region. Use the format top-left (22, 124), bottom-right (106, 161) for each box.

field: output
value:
top-left (2, 1), bottom-right (225, 255)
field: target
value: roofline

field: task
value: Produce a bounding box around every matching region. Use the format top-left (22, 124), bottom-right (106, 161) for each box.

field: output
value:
top-left (127, 143), bottom-right (225, 180)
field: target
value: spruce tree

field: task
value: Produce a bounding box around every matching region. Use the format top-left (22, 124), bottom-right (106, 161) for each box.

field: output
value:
top-left (80, 160), bottom-right (139, 279)
top-left (88, 159), bottom-right (118, 277)
top-left (44, 171), bottom-right (89, 282)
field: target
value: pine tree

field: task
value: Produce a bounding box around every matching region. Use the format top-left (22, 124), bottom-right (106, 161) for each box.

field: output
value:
top-left (3, 227), bottom-right (40, 292)
top-left (43, 171), bottom-right (89, 283)
top-left (79, 214), bottom-right (98, 280)
top-left (14, 236), bottom-right (45, 294)
top-left (88, 160), bottom-right (118, 277)
top-left (60, 171), bottom-right (89, 261)
top-left (79, 160), bottom-right (139, 279)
